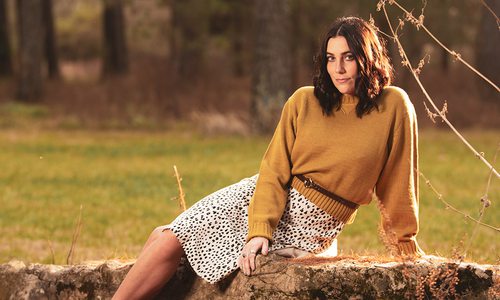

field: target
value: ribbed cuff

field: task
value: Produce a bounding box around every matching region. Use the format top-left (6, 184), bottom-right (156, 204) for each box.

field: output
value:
top-left (247, 222), bottom-right (274, 242)
top-left (397, 240), bottom-right (425, 256)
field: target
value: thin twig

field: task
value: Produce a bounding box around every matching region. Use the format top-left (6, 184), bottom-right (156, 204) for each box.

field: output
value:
top-left (378, 2), bottom-right (498, 294)
top-left (380, 3), bottom-right (500, 179)
top-left (419, 171), bottom-right (499, 233)
top-left (47, 239), bottom-right (55, 264)
top-left (173, 165), bottom-right (187, 211)
top-left (387, 0), bottom-right (500, 92)
top-left (479, 0), bottom-right (500, 29)
top-left (441, 149), bottom-right (500, 298)
top-left (464, 144), bottom-right (500, 253)
top-left (66, 204), bottom-right (83, 265)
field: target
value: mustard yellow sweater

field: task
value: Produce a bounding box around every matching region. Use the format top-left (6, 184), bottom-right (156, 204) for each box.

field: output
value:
top-left (247, 86), bottom-right (424, 256)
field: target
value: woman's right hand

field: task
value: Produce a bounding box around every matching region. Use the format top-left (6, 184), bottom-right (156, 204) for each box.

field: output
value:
top-left (238, 237), bottom-right (269, 276)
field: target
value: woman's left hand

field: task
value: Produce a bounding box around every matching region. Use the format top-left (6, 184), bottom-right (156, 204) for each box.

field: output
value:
top-left (238, 237), bottom-right (269, 276)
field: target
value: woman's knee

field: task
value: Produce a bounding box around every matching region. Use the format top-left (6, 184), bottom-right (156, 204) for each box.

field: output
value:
top-left (154, 229), bottom-right (184, 257)
top-left (148, 225), bottom-right (169, 241)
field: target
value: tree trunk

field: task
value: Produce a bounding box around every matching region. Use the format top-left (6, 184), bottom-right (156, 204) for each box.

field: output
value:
top-left (16, 0), bottom-right (44, 101)
top-left (0, 0), bottom-right (12, 76)
top-left (102, 0), bottom-right (128, 76)
top-left (251, 0), bottom-right (292, 133)
top-left (42, 0), bottom-right (59, 79)
top-left (170, 0), bottom-right (209, 79)
top-left (229, 2), bottom-right (246, 77)
top-left (475, 0), bottom-right (500, 103)
top-left (290, 0), bottom-right (301, 88)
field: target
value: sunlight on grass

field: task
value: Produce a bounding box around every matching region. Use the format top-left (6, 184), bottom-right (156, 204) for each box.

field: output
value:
top-left (0, 128), bottom-right (498, 264)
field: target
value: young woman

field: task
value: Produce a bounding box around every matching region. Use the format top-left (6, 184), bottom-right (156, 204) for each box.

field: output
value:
top-left (113, 16), bottom-right (425, 299)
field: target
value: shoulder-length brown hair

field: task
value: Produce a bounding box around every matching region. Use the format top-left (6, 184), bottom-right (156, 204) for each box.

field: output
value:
top-left (313, 16), bottom-right (393, 117)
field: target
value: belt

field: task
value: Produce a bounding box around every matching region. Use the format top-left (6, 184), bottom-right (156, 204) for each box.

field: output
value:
top-left (295, 174), bottom-right (359, 209)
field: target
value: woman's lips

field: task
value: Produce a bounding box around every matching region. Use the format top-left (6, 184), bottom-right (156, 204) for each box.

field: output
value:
top-left (336, 78), bottom-right (350, 83)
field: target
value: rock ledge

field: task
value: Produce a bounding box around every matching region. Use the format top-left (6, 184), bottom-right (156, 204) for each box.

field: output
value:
top-left (0, 255), bottom-right (498, 299)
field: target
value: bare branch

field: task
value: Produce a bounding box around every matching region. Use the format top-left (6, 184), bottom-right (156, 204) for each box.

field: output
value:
top-left (380, 4), bottom-right (500, 179)
top-left (479, 0), bottom-right (500, 30)
top-left (464, 144), bottom-right (500, 252)
top-left (419, 171), bottom-right (499, 233)
top-left (413, 54), bottom-right (431, 76)
top-left (423, 101), bottom-right (447, 123)
top-left (388, 0), bottom-right (500, 92)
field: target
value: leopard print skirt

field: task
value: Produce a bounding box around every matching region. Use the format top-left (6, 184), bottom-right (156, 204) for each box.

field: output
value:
top-left (164, 174), bottom-right (345, 283)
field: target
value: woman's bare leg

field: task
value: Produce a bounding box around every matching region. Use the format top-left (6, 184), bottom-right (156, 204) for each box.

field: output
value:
top-left (113, 229), bottom-right (184, 300)
top-left (137, 225), bottom-right (170, 258)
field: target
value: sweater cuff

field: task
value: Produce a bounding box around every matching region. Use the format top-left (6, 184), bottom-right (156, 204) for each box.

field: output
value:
top-left (397, 239), bottom-right (425, 257)
top-left (247, 222), bottom-right (274, 242)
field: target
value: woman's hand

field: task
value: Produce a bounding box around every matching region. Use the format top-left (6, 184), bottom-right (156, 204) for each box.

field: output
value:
top-left (238, 237), bottom-right (269, 276)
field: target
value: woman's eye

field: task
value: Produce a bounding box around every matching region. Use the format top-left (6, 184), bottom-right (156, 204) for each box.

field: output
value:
top-left (327, 56), bottom-right (335, 62)
top-left (345, 54), bottom-right (355, 61)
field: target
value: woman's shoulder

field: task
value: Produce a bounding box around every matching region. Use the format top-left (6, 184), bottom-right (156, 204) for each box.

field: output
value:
top-left (285, 86), bottom-right (316, 107)
top-left (379, 86), bottom-right (415, 114)
top-left (289, 86), bottom-right (315, 100)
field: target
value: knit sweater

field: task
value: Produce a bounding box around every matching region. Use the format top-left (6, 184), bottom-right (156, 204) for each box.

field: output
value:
top-left (247, 86), bottom-right (424, 256)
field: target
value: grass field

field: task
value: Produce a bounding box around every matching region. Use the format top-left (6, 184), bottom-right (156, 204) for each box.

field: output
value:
top-left (0, 127), bottom-right (498, 265)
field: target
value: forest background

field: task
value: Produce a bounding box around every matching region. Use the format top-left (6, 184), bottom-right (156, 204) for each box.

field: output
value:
top-left (0, 0), bottom-right (498, 265)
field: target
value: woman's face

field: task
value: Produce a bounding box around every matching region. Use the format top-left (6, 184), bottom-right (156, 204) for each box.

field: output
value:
top-left (326, 36), bottom-right (358, 95)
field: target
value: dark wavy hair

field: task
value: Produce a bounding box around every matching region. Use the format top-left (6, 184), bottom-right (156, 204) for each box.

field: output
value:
top-left (313, 16), bottom-right (393, 117)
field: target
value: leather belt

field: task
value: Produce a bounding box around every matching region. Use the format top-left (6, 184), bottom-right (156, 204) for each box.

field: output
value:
top-left (295, 174), bottom-right (359, 209)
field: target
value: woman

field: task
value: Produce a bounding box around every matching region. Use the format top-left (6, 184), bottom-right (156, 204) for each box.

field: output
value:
top-left (113, 16), bottom-right (425, 299)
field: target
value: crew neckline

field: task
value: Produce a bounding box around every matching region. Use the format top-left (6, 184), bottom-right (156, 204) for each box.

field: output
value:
top-left (340, 94), bottom-right (359, 115)
top-left (342, 94), bottom-right (359, 104)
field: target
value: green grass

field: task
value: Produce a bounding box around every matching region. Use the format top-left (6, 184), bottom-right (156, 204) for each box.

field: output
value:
top-left (345, 129), bottom-right (499, 263)
top-left (0, 128), bottom-right (498, 265)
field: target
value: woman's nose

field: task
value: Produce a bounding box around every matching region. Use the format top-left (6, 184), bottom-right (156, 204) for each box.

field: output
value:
top-left (335, 60), bottom-right (345, 73)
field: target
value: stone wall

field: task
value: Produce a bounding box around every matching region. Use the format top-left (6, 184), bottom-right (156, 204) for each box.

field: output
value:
top-left (0, 255), bottom-right (498, 299)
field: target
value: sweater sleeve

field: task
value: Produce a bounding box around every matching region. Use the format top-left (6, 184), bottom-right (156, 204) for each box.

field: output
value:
top-left (246, 95), bottom-right (298, 242)
top-left (375, 95), bottom-right (425, 256)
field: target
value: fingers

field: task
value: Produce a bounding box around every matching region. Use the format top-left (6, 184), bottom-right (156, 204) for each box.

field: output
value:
top-left (242, 253), bottom-right (251, 275)
top-left (261, 239), bottom-right (269, 255)
top-left (240, 249), bottom-right (254, 275)
top-left (249, 250), bottom-right (257, 271)
top-left (240, 237), bottom-right (269, 276)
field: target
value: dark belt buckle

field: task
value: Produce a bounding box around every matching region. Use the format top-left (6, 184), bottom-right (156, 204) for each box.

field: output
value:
top-left (304, 177), bottom-right (314, 188)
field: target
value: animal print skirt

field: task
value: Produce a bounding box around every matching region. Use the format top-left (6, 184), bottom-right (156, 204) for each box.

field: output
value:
top-left (164, 174), bottom-right (345, 284)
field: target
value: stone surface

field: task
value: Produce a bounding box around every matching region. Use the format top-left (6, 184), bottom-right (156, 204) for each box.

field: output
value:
top-left (0, 255), bottom-right (498, 299)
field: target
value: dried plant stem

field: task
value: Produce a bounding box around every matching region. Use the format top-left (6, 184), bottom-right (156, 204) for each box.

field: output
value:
top-left (173, 165), bottom-right (187, 211)
top-left (378, 3), bottom-right (498, 294)
top-left (47, 239), bottom-right (55, 264)
top-left (375, 195), bottom-right (415, 299)
top-left (66, 204), bottom-right (83, 265)
top-left (375, 198), bottom-right (399, 256)
top-left (381, 5), bottom-right (500, 179)
top-left (389, 0), bottom-right (500, 92)
top-left (479, 0), bottom-right (500, 28)
top-left (419, 171), bottom-right (499, 233)
top-left (464, 144), bottom-right (500, 253)
top-left (482, 144), bottom-right (500, 206)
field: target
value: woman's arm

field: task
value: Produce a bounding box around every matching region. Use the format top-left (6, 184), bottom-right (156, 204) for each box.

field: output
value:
top-left (247, 93), bottom-right (300, 242)
top-left (375, 91), bottom-right (425, 256)
top-left (241, 89), bottom-right (302, 275)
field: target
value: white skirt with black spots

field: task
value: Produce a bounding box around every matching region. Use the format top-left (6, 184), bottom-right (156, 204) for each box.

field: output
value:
top-left (164, 174), bottom-right (345, 284)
